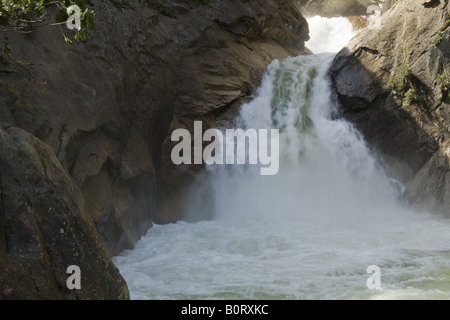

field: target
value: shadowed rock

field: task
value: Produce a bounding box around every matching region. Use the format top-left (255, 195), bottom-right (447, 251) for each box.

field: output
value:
top-left (331, 0), bottom-right (450, 214)
top-left (0, 124), bottom-right (129, 299)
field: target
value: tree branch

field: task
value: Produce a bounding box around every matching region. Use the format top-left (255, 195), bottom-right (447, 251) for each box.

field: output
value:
top-left (0, 48), bottom-right (47, 85)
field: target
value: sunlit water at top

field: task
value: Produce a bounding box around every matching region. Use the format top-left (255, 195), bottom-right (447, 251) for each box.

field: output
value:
top-left (305, 16), bottom-right (355, 54)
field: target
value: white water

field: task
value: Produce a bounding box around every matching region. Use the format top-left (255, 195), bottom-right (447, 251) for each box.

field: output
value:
top-left (113, 18), bottom-right (450, 300)
top-left (305, 16), bottom-right (355, 54)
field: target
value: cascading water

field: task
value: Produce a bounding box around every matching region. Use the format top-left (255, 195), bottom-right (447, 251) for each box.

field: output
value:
top-left (113, 17), bottom-right (450, 300)
top-left (305, 16), bottom-right (356, 54)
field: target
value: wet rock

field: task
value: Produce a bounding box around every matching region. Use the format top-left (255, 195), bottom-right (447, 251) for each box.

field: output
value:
top-left (331, 0), bottom-right (450, 214)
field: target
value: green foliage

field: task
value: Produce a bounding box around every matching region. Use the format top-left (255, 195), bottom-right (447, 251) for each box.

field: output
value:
top-left (388, 63), bottom-right (413, 100)
top-left (434, 30), bottom-right (443, 46)
top-left (0, 1), bottom-right (95, 83)
top-left (0, 1), bottom-right (95, 39)
top-left (435, 17), bottom-right (449, 46)
top-left (0, 1), bottom-right (95, 67)
top-left (437, 69), bottom-right (450, 103)
top-left (437, 69), bottom-right (450, 90)
top-left (403, 88), bottom-right (417, 106)
top-left (0, 78), bottom-right (47, 120)
top-left (53, 1), bottom-right (96, 43)
top-left (0, 1), bottom-right (47, 27)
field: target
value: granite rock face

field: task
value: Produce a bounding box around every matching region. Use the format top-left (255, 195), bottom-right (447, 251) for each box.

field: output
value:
top-left (331, 0), bottom-right (450, 214)
top-left (0, 125), bottom-right (129, 299)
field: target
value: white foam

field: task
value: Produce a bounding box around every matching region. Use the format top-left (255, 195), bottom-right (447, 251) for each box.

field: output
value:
top-left (305, 16), bottom-right (355, 53)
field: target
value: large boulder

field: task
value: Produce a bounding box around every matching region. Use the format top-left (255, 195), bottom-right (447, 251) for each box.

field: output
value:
top-left (330, 0), bottom-right (450, 214)
top-left (0, 124), bottom-right (129, 299)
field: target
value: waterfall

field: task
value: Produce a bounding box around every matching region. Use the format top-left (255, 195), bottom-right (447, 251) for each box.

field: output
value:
top-left (113, 17), bottom-right (450, 300)
top-left (305, 16), bottom-right (355, 53)
top-left (210, 52), bottom-right (400, 227)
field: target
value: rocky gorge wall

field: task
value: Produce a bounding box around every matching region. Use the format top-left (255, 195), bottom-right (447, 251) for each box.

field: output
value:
top-left (0, 124), bottom-right (129, 299)
top-left (331, 0), bottom-right (450, 214)
top-left (0, 0), bottom-right (310, 299)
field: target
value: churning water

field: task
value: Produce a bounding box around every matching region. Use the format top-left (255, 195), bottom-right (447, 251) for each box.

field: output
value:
top-left (113, 17), bottom-right (450, 300)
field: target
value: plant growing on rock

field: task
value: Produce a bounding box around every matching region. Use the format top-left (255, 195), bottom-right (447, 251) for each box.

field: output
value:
top-left (437, 69), bottom-right (450, 103)
top-left (435, 15), bottom-right (450, 46)
top-left (434, 30), bottom-right (443, 45)
top-left (0, 1), bottom-right (95, 42)
top-left (0, 1), bottom-right (95, 82)
top-left (403, 88), bottom-right (417, 106)
top-left (388, 62), bottom-right (415, 104)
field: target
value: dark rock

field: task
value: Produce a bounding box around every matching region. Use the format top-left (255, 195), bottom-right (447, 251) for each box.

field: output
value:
top-left (0, 124), bottom-right (129, 299)
top-left (331, 0), bottom-right (450, 214)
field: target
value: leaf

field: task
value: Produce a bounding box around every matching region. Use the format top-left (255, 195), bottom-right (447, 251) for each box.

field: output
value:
top-left (63, 34), bottom-right (73, 44)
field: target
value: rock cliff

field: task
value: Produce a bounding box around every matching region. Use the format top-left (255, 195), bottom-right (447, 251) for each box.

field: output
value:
top-left (331, 0), bottom-right (450, 214)
top-left (0, 125), bottom-right (129, 299)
